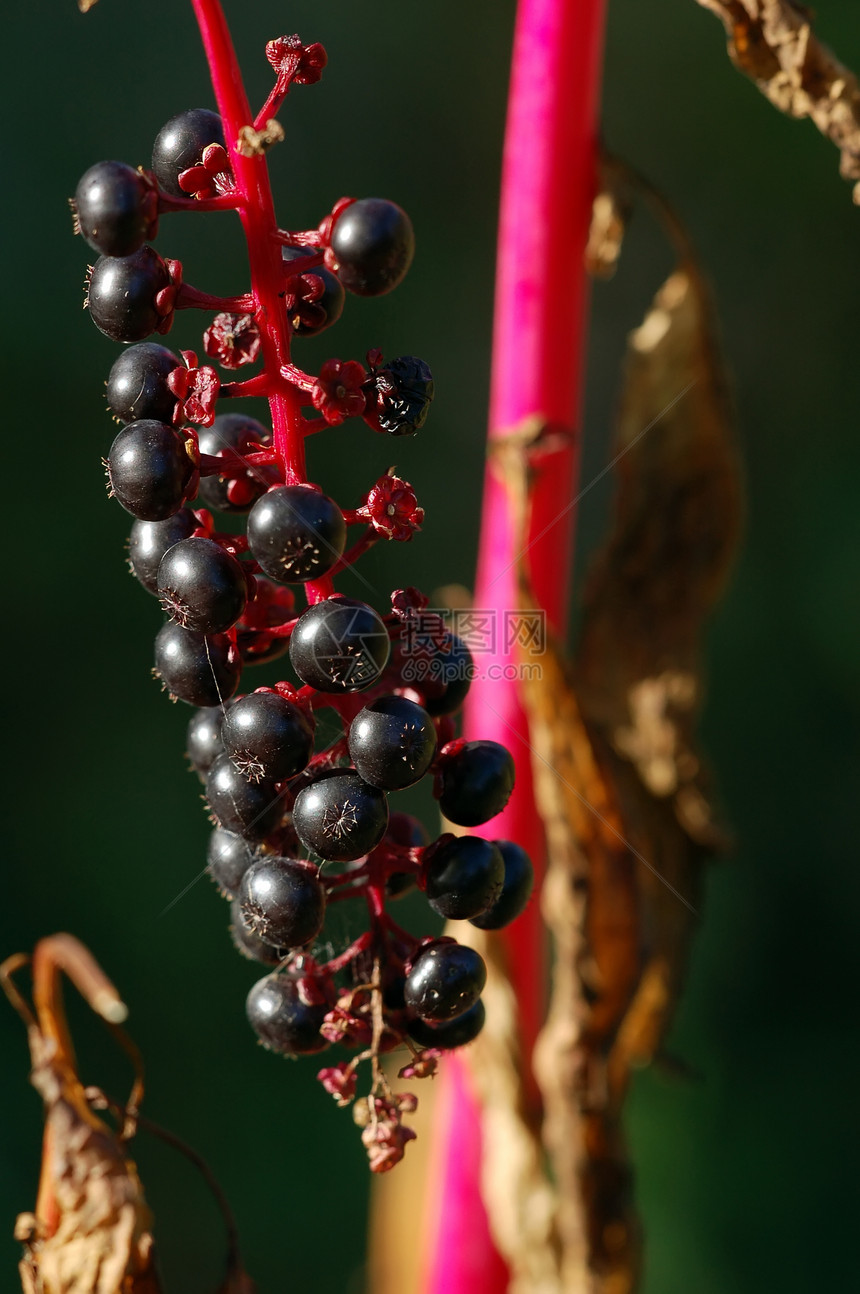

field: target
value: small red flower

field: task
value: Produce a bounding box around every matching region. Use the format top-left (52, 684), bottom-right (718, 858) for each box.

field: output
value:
top-left (311, 358), bottom-right (367, 425)
top-left (363, 473), bottom-right (424, 541)
top-left (266, 35), bottom-right (328, 85)
top-left (167, 351), bottom-right (221, 426)
top-left (203, 312), bottom-right (261, 369)
top-left (317, 1063), bottom-right (357, 1108)
top-left (398, 1049), bottom-right (441, 1080)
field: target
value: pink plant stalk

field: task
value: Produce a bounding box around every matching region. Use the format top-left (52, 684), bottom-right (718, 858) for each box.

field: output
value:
top-left (420, 0), bottom-right (607, 1288)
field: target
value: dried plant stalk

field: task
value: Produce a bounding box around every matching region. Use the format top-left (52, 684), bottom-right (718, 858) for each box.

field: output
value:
top-left (695, 0), bottom-right (860, 200)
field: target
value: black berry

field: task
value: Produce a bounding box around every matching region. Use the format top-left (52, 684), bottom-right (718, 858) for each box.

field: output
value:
top-left (229, 897), bottom-right (285, 965)
top-left (154, 623), bottom-right (241, 707)
top-left (365, 356), bottom-right (434, 437)
top-left (207, 828), bottom-right (256, 896)
top-left (470, 841), bottom-right (534, 931)
top-left (246, 972), bottom-right (329, 1055)
top-left (405, 942), bottom-right (486, 1022)
top-left (205, 753), bottom-right (282, 840)
top-left (292, 770), bottom-right (388, 863)
top-left (420, 633), bottom-right (475, 716)
top-left (238, 856), bottom-right (326, 948)
top-left (247, 486), bottom-right (346, 584)
top-left (156, 536), bottom-right (247, 634)
top-left (423, 835), bottom-right (505, 921)
top-left (128, 508), bottom-right (196, 593)
top-left (348, 695), bottom-right (436, 790)
top-left (437, 740), bottom-right (516, 827)
top-left (329, 198), bottom-right (414, 296)
top-left (407, 999), bottom-right (485, 1051)
top-left (87, 246), bottom-right (170, 342)
top-left (107, 420), bottom-right (195, 521)
top-left (289, 596), bottom-right (391, 693)
top-left (152, 108), bottom-right (225, 198)
top-left (74, 161), bottom-right (157, 258)
top-left (283, 246), bottom-right (345, 336)
top-left (197, 413), bottom-right (272, 514)
top-left (107, 343), bottom-right (180, 425)
top-left (221, 691), bottom-right (314, 783)
top-left (186, 705), bottom-right (226, 777)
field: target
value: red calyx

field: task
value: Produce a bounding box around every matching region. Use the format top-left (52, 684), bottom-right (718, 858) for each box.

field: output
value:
top-left (178, 143), bottom-right (235, 200)
top-left (203, 312), bottom-right (261, 369)
top-left (362, 472), bottom-right (424, 541)
top-left (167, 351), bottom-right (221, 426)
top-left (311, 358), bottom-right (367, 425)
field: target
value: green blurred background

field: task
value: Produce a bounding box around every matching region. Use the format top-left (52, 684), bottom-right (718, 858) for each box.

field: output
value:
top-left (2, 0), bottom-right (859, 1290)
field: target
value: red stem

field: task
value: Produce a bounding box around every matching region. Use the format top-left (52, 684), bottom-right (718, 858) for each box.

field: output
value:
top-left (420, 1), bottom-right (607, 1290)
top-left (189, 0), bottom-right (333, 602)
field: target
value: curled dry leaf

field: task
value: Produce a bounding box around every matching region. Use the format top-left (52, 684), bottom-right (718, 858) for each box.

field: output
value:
top-left (497, 256), bottom-right (740, 1291)
top-left (1, 935), bottom-right (160, 1294)
top-left (695, 0), bottom-right (860, 201)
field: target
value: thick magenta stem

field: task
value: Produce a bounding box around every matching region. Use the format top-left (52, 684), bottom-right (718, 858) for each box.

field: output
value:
top-left (421, 1), bottom-right (607, 1290)
top-left (189, 0), bottom-right (333, 602)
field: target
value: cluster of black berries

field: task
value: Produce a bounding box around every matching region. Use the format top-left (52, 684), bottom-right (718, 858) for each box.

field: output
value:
top-left (74, 41), bottom-right (532, 1171)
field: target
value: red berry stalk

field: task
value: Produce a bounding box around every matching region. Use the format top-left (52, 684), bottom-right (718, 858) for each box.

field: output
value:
top-left (420, 0), bottom-right (608, 1288)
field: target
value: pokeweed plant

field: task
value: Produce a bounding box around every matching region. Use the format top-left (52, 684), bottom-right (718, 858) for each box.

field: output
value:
top-left (71, 0), bottom-right (534, 1174)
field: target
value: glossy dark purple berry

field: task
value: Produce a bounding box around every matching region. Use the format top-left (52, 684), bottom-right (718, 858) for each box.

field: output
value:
top-left (221, 691), bottom-right (314, 783)
top-left (207, 828), bottom-right (256, 896)
top-left (348, 695), bottom-right (436, 791)
top-left (282, 246), bottom-right (345, 336)
top-left (238, 856), bottom-right (326, 948)
top-left (329, 198), bottom-right (414, 296)
top-left (365, 356), bottom-right (434, 436)
top-left (407, 999), bottom-right (485, 1051)
top-left (74, 161), bottom-right (157, 257)
top-left (127, 508), bottom-right (196, 593)
top-left (107, 343), bottom-right (180, 425)
top-left (420, 633), bottom-right (475, 716)
top-left (246, 972), bottom-right (329, 1055)
top-left (156, 536), bottom-right (247, 634)
top-left (154, 623), bottom-right (241, 707)
top-left (87, 246), bottom-right (170, 342)
top-left (151, 108), bottom-right (225, 198)
top-left (289, 596), bottom-right (390, 693)
top-left (405, 942), bottom-right (486, 1023)
top-left (186, 705), bottom-right (226, 777)
top-left (107, 420), bottom-right (194, 521)
top-left (229, 897), bottom-right (284, 966)
top-left (205, 753), bottom-right (282, 840)
top-left (437, 740), bottom-right (516, 827)
top-left (197, 413), bottom-right (272, 514)
top-left (423, 835), bottom-right (505, 921)
top-left (292, 770), bottom-right (389, 863)
top-left (247, 486), bottom-right (346, 584)
top-left (470, 841), bottom-right (534, 931)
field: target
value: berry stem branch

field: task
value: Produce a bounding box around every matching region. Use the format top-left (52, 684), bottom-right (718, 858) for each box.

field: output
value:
top-left (189, 0), bottom-right (333, 601)
top-left (421, 0), bottom-right (607, 1289)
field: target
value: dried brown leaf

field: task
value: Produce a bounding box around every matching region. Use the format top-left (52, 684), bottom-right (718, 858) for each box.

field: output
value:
top-left (2, 936), bottom-right (160, 1294)
top-left (491, 247), bottom-right (740, 1293)
top-left (696, 0), bottom-right (860, 200)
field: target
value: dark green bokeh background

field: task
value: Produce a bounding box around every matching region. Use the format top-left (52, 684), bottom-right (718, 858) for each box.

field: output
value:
top-left (2, 1), bottom-right (859, 1290)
